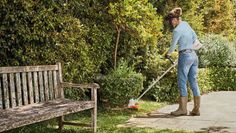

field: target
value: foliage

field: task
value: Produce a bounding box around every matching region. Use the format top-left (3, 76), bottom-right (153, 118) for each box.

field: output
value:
top-left (177, 0), bottom-right (205, 36)
top-left (67, 0), bottom-right (115, 73)
top-left (208, 67), bottom-right (236, 91)
top-left (108, 0), bottom-right (163, 43)
top-left (198, 67), bottom-right (236, 92)
top-left (202, 0), bottom-right (235, 39)
top-left (197, 34), bottom-right (235, 67)
top-left (0, 0), bottom-right (103, 83)
top-left (148, 66), bottom-right (236, 102)
top-left (148, 71), bottom-right (179, 103)
top-left (0, 0), bottom-right (235, 107)
top-left (97, 60), bottom-right (144, 107)
top-left (108, 0), bottom-right (163, 68)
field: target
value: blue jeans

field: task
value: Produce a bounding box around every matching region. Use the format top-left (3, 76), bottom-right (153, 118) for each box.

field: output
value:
top-left (178, 50), bottom-right (200, 97)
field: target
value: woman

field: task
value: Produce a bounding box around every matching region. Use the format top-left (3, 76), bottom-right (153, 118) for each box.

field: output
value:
top-left (165, 7), bottom-right (201, 116)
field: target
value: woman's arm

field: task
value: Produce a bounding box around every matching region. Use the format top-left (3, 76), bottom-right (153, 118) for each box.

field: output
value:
top-left (167, 30), bottom-right (181, 55)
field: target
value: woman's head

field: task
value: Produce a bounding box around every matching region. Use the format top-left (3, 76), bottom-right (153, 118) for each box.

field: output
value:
top-left (166, 7), bottom-right (182, 27)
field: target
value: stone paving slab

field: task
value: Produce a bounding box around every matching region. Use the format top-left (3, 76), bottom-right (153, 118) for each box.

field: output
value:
top-left (119, 91), bottom-right (236, 133)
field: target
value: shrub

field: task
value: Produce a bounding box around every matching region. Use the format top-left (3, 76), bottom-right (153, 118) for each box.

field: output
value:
top-left (148, 72), bottom-right (179, 103)
top-left (198, 34), bottom-right (233, 67)
top-left (198, 67), bottom-right (236, 92)
top-left (228, 41), bottom-right (236, 67)
top-left (97, 60), bottom-right (144, 107)
top-left (208, 67), bottom-right (236, 91)
top-left (148, 67), bottom-right (236, 102)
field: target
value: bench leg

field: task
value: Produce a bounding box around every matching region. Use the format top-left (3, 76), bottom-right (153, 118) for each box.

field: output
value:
top-left (91, 106), bottom-right (97, 133)
top-left (58, 116), bottom-right (64, 131)
top-left (91, 89), bottom-right (97, 133)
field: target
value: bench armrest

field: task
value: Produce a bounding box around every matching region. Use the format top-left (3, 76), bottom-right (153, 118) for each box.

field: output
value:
top-left (61, 82), bottom-right (99, 89)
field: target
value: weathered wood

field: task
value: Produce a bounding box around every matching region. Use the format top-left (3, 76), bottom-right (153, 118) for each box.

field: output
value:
top-left (3, 74), bottom-right (9, 109)
top-left (38, 71), bottom-right (44, 102)
top-left (16, 73), bottom-right (22, 106)
top-left (0, 76), bottom-right (3, 109)
top-left (48, 71), bottom-right (53, 100)
top-left (43, 71), bottom-right (49, 101)
top-left (61, 82), bottom-right (99, 89)
top-left (53, 71), bottom-right (58, 99)
top-left (57, 63), bottom-right (64, 98)
top-left (62, 121), bottom-right (91, 127)
top-left (0, 63), bottom-right (99, 133)
top-left (27, 72), bottom-right (34, 104)
top-left (0, 99), bottom-right (94, 132)
top-left (33, 72), bottom-right (39, 103)
top-left (58, 116), bottom-right (64, 131)
top-left (22, 73), bottom-right (28, 105)
top-left (9, 73), bottom-right (16, 107)
top-left (0, 65), bottom-right (58, 74)
top-left (91, 88), bottom-right (97, 133)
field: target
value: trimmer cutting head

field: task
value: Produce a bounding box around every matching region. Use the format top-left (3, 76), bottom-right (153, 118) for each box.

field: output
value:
top-left (128, 98), bottom-right (139, 110)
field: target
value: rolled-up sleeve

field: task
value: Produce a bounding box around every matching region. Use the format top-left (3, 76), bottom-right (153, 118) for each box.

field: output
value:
top-left (168, 30), bottom-right (181, 54)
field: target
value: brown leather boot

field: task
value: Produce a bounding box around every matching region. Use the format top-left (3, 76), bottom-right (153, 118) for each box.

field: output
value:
top-left (190, 96), bottom-right (200, 116)
top-left (171, 97), bottom-right (188, 116)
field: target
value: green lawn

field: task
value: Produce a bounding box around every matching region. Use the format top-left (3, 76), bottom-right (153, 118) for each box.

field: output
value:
top-left (5, 100), bottom-right (203, 133)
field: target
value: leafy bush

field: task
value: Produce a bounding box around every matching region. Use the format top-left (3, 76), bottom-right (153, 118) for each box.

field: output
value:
top-left (208, 67), bottom-right (236, 91)
top-left (148, 72), bottom-right (179, 103)
top-left (198, 34), bottom-right (234, 67)
top-left (148, 67), bottom-right (236, 102)
top-left (229, 41), bottom-right (236, 67)
top-left (97, 60), bottom-right (144, 107)
top-left (139, 46), bottom-right (179, 102)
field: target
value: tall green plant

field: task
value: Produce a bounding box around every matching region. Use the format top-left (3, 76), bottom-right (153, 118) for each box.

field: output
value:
top-left (108, 0), bottom-right (163, 68)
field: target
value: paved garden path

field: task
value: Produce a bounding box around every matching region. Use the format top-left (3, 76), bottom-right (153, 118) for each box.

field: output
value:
top-left (120, 91), bottom-right (236, 133)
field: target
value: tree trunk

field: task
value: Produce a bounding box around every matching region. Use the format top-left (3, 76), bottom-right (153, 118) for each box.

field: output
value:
top-left (114, 25), bottom-right (121, 69)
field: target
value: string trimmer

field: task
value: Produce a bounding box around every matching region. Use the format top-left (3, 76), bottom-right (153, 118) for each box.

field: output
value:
top-left (128, 57), bottom-right (177, 109)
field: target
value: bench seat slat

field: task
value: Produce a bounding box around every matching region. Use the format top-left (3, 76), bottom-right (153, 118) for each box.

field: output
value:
top-left (0, 99), bottom-right (94, 132)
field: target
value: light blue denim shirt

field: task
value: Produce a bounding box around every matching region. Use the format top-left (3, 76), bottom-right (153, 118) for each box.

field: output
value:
top-left (168, 21), bottom-right (197, 54)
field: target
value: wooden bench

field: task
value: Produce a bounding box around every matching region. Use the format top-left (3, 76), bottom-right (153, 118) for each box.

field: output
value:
top-left (0, 63), bottom-right (99, 132)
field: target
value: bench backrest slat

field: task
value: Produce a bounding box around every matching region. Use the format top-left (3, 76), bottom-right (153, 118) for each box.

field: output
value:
top-left (9, 73), bottom-right (16, 107)
top-left (53, 70), bottom-right (59, 99)
top-left (33, 72), bottom-right (39, 103)
top-left (16, 73), bottom-right (22, 106)
top-left (43, 71), bottom-right (49, 101)
top-left (48, 71), bottom-right (53, 100)
top-left (2, 74), bottom-right (9, 108)
top-left (0, 78), bottom-right (2, 109)
top-left (38, 71), bottom-right (44, 102)
top-left (0, 63), bottom-right (63, 109)
top-left (22, 72), bottom-right (28, 105)
top-left (27, 72), bottom-right (34, 104)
